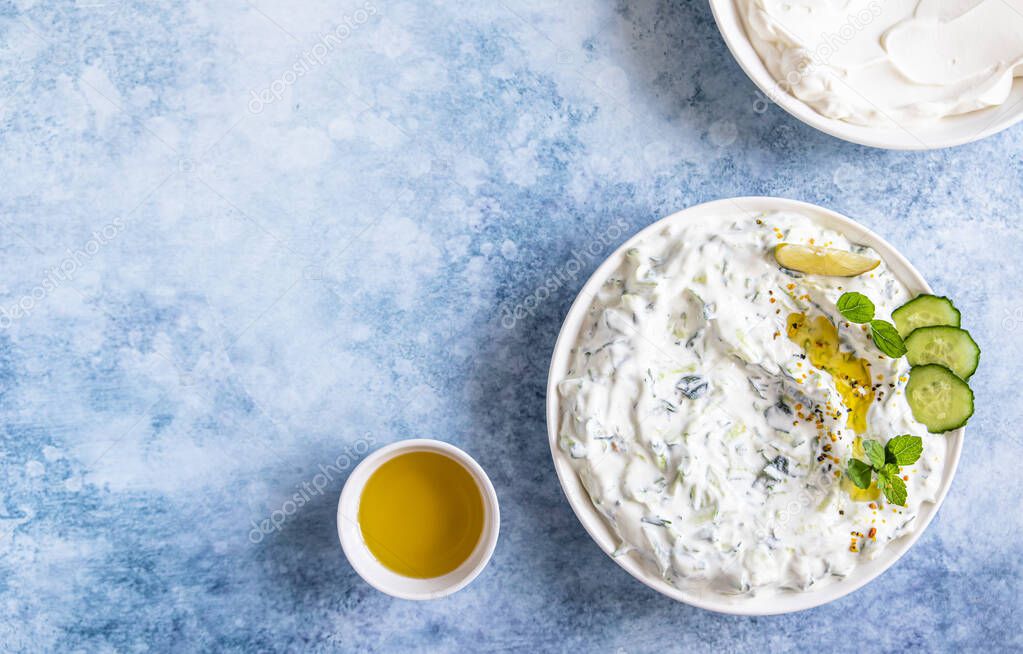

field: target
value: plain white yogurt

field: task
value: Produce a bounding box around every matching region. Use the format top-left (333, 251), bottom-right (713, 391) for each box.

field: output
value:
top-left (738, 0), bottom-right (1023, 126)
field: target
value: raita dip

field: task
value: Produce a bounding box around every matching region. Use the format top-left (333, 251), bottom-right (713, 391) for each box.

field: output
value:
top-left (556, 211), bottom-right (945, 595)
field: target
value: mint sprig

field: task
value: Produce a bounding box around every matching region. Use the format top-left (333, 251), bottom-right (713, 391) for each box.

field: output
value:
top-left (870, 319), bottom-right (907, 358)
top-left (836, 292), bottom-right (875, 323)
top-left (846, 435), bottom-right (923, 506)
top-left (835, 292), bottom-right (907, 358)
top-left (884, 434), bottom-right (923, 465)
top-left (863, 438), bottom-right (886, 469)
top-left (847, 458), bottom-right (873, 489)
top-left (876, 464), bottom-right (907, 506)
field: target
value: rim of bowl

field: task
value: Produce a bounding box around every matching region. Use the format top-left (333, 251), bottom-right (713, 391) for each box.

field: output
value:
top-left (337, 438), bottom-right (501, 600)
top-left (545, 196), bottom-right (965, 615)
top-left (708, 0), bottom-right (1023, 150)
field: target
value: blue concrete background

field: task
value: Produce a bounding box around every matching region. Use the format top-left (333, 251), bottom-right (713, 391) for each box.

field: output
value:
top-left (1, 0), bottom-right (1020, 651)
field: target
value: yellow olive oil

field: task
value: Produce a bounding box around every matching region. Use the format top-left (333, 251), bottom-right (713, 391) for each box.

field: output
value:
top-left (358, 451), bottom-right (484, 578)
top-left (787, 312), bottom-right (874, 434)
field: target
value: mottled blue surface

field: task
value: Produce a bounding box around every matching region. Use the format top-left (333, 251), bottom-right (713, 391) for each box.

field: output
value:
top-left (1, 0), bottom-right (1020, 651)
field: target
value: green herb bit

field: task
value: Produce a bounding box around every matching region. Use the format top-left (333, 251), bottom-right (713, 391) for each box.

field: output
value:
top-left (885, 434), bottom-right (923, 466)
top-left (847, 458), bottom-right (874, 489)
top-left (870, 319), bottom-right (907, 358)
top-left (835, 292), bottom-right (906, 358)
top-left (877, 465), bottom-right (908, 506)
top-left (844, 435), bottom-right (922, 505)
top-left (863, 439), bottom-right (886, 469)
top-left (837, 291), bottom-right (875, 323)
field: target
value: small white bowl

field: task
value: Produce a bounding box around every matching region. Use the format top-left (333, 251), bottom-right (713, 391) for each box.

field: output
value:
top-left (546, 196), bottom-right (965, 614)
top-left (337, 439), bottom-right (500, 600)
top-left (709, 0), bottom-right (1023, 150)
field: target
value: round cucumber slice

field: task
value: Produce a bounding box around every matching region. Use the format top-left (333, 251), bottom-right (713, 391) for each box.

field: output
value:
top-left (905, 326), bottom-right (980, 380)
top-left (891, 294), bottom-right (961, 338)
top-left (905, 364), bottom-right (974, 433)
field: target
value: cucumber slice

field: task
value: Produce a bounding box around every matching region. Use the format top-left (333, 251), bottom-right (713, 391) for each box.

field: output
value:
top-left (905, 364), bottom-right (974, 433)
top-left (905, 326), bottom-right (980, 380)
top-left (891, 294), bottom-right (961, 338)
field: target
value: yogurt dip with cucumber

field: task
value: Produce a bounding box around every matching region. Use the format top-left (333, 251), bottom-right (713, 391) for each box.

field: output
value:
top-left (555, 211), bottom-right (976, 595)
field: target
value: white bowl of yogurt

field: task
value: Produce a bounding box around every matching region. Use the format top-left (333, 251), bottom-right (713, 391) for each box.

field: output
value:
top-left (710, 0), bottom-right (1023, 149)
top-left (546, 197), bottom-right (964, 614)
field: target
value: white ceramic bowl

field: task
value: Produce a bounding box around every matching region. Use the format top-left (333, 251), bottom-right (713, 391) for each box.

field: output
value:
top-left (709, 0), bottom-right (1023, 150)
top-left (338, 439), bottom-right (500, 600)
top-left (546, 196), bottom-right (965, 615)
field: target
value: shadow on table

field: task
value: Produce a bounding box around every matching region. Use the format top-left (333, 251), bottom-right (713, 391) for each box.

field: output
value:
top-left (612, 0), bottom-right (838, 164)
top-left (254, 473), bottom-right (375, 612)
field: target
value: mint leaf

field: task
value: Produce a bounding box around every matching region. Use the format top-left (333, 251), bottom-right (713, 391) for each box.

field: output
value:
top-left (870, 319), bottom-right (908, 358)
top-left (863, 439), bottom-right (886, 470)
top-left (885, 435), bottom-right (923, 466)
top-left (877, 464), bottom-right (907, 506)
top-left (837, 292), bottom-right (875, 323)
top-left (847, 459), bottom-right (873, 489)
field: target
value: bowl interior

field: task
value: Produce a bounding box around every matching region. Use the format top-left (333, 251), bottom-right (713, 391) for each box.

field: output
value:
top-left (545, 196), bottom-right (964, 615)
top-left (709, 0), bottom-right (1023, 150)
top-left (337, 439), bottom-right (500, 600)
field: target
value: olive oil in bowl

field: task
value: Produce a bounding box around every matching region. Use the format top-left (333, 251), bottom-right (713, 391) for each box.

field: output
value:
top-left (358, 450), bottom-right (485, 578)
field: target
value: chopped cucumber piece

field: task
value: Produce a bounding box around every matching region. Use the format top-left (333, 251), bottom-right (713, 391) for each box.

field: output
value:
top-left (891, 294), bottom-right (961, 338)
top-left (905, 326), bottom-right (980, 380)
top-left (905, 364), bottom-right (974, 433)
